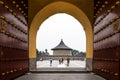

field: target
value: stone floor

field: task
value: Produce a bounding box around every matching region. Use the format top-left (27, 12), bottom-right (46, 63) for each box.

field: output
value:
top-left (37, 60), bottom-right (86, 68)
top-left (14, 60), bottom-right (106, 80)
top-left (15, 73), bottom-right (106, 80)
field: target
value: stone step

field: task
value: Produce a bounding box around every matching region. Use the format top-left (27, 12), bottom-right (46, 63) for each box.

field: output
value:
top-left (30, 68), bottom-right (91, 73)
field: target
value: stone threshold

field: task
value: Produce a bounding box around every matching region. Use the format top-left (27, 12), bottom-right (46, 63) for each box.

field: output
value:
top-left (30, 68), bottom-right (91, 73)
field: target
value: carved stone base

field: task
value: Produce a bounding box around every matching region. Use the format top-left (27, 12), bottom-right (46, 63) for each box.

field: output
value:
top-left (29, 58), bottom-right (36, 71)
top-left (86, 58), bottom-right (92, 71)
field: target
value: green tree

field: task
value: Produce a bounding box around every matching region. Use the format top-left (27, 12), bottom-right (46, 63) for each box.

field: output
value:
top-left (71, 49), bottom-right (86, 57)
top-left (36, 49), bottom-right (39, 56)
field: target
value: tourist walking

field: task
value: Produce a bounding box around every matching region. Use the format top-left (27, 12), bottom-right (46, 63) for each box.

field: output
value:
top-left (67, 57), bottom-right (70, 66)
top-left (59, 57), bottom-right (62, 64)
top-left (59, 57), bottom-right (61, 64)
top-left (49, 58), bottom-right (53, 66)
top-left (61, 57), bottom-right (64, 64)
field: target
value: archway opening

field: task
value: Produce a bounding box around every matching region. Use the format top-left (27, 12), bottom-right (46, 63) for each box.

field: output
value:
top-left (36, 13), bottom-right (86, 68)
top-left (29, 1), bottom-right (93, 71)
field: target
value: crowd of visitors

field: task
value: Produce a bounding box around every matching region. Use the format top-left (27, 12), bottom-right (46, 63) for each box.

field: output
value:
top-left (49, 57), bottom-right (70, 66)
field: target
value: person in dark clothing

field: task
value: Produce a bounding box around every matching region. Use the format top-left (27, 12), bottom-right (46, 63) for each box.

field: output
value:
top-left (49, 58), bottom-right (53, 66)
top-left (61, 57), bottom-right (64, 64)
top-left (67, 57), bottom-right (70, 66)
top-left (59, 57), bottom-right (61, 64)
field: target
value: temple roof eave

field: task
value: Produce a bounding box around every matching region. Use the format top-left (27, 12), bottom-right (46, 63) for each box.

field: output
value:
top-left (51, 48), bottom-right (72, 50)
top-left (51, 39), bottom-right (72, 50)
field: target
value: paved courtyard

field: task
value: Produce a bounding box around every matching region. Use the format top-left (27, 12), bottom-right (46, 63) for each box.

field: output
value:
top-left (37, 60), bottom-right (86, 68)
top-left (15, 60), bottom-right (105, 80)
top-left (15, 73), bottom-right (105, 80)
top-left (14, 60), bottom-right (105, 80)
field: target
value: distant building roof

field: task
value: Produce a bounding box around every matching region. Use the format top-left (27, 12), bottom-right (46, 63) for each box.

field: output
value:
top-left (51, 39), bottom-right (72, 50)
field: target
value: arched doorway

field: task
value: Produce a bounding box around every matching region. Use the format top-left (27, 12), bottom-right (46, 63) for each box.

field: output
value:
top-left (36, 13), bottom-right (86, 68)
top-left (29, 1), bottom-right (93, 71)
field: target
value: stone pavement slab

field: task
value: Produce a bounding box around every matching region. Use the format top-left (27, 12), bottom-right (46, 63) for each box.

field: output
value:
top-left (37, 60), bottom-right (85, 68)
top-left (15, 60), bottom-right (106, 80)
top-left (31, 68), bottom-right (89, 73)
top-left (15, 73), bottom-right (106, 80)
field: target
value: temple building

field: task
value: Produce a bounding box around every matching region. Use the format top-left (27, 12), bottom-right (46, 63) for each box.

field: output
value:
top-left (51, 39), bottom-right (72, 56)
top-left (0, 0), bottom-right (120, 80)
